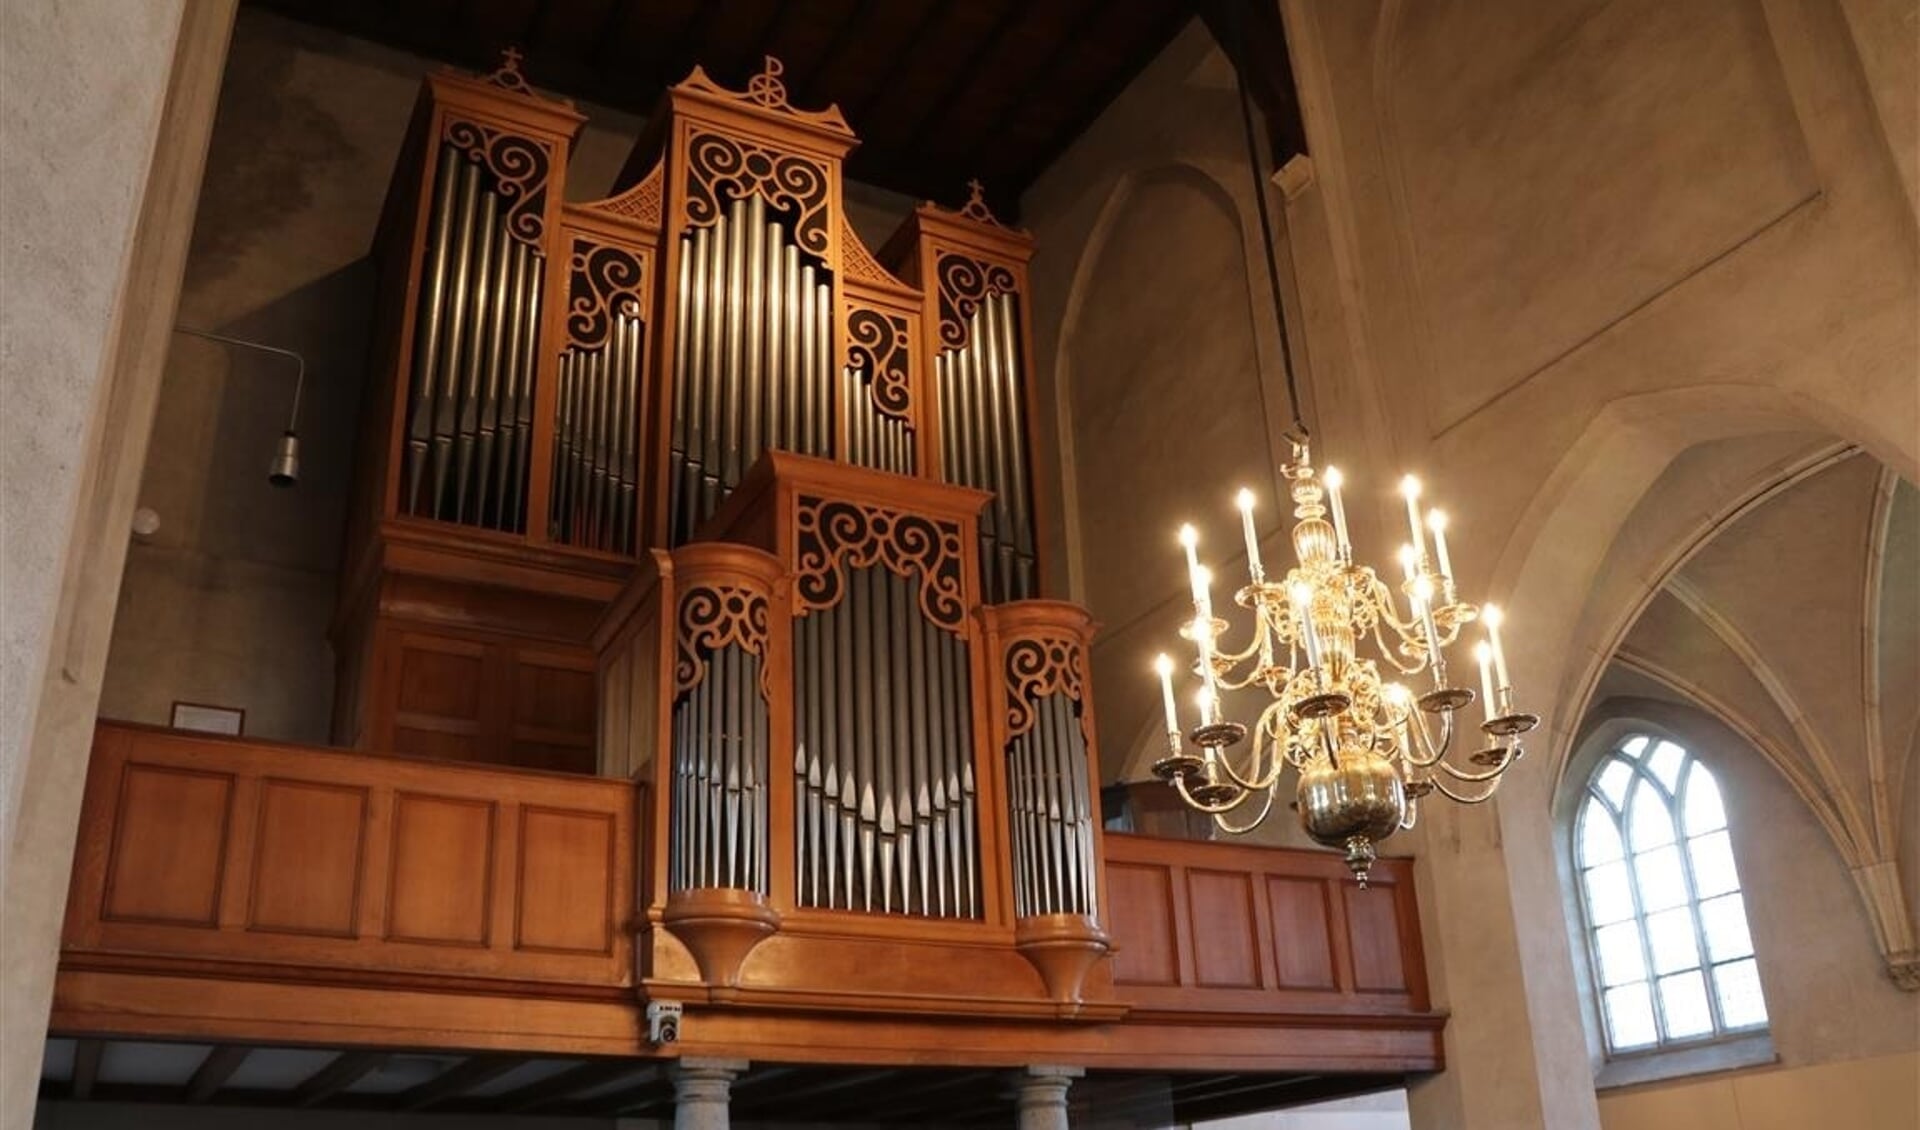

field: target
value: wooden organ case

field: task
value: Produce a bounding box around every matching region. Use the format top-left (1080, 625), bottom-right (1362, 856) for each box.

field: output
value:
top-left (338, 53), bottom-right (1115, 1019)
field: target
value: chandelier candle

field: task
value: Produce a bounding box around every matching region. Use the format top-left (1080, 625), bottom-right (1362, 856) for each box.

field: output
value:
top-left (1236, 488), bottom-right (1264, 581)
top-left (1427, 509), bottom-right (1453, 584)
top-left (1155, 654), bottom-right (1179, 736)
top-left (1475, 641), bottom-right (1497, 720)
top-left (1483, 604), bottom-right (1511, 694)
top-left (1322, 466), bottom-right (1351, 557)
top-left (1151, 440), bottom-right (1539, 883)
top-left (1400, 475), bottom-right (1427, 566)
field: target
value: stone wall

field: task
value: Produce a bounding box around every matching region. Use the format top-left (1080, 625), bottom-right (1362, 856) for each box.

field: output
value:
top-left (1021, 0), bottom-right (1917, 1126)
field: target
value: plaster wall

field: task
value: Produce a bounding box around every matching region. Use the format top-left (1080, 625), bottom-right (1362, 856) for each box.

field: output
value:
top-left (98, 10), bottom-right (913, 746)
top-left (0, 1), bottom-right (232, 1123)
top-left (1021, 0), bottom-right (1917, 1127)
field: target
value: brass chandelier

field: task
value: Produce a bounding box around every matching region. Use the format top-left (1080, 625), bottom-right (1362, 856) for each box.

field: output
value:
top-left (1148, 15), bottom-right (1536, 884)
top-left (1149, 446), bottom-right (1537, 883)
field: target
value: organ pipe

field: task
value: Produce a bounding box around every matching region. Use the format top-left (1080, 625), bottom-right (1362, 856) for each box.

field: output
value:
top-left (936, 292), bottom-right (1034, 603)
top-left (792, 564), bottom-right (979, 918)
top-left (399, 143), bottom-right (549, 536)
top-left (667, 197), bottom-right (836, 543)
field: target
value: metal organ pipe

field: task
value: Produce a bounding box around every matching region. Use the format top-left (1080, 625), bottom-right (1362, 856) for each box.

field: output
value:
top-left (401, 147), bottom-right (546, 537)
top-left (932, 293), bottom-right (1036, 603)
top-left (789, 567), bottom-right (979, 919)
top-left (664, 195), bottom-right (839, 542)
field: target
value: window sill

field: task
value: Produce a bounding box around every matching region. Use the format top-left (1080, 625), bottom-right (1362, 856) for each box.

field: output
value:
top-left (1596, 1033), bottom-right (1777, 1090)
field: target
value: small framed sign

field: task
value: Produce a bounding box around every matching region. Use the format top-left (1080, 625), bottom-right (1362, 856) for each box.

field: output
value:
top-left (170, 701), bottom-right (245, 736)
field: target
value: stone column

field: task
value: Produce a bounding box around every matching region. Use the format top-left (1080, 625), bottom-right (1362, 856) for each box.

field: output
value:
top-left (1013, 1065), bottom-right (1084, 1130)
top-left (0, 1), bottom-right (235, 1123)
top-left (671, 1058), bottom-right (748, 1130)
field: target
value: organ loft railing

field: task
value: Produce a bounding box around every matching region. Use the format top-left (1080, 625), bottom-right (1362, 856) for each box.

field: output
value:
top-left (339, 53), bottom-right (1111, 1013)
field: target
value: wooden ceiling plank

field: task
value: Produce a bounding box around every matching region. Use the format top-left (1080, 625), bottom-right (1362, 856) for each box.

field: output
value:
top-left (848, 1069), bottom-right (995, 1122)
top-left (397, 1054), bottom-right (528, 1111)
top-left (839, 0), bottom-right (948, 129)
top-left (501, 1060), bottom-right (650, 1113)
top-left (945, 0), bottom-right (1105, 184)
top-left (184, 1045), bottom-right (252, 1104)
top-left (598, 1069), bottom-right (676, 1116)
top-left (1175, 1074), bottom-right (1381, 1124)
top-left (291, 1050), bottom-right (387, 1108)
top-left (755, 1066), bottom-right (898, 1110)
top-left (888, 0), bottom-right (1024, 148)
top-left (791, 0), bottom-right (878, 107)
top-left (70, 1039), bottom-right (103, 1102)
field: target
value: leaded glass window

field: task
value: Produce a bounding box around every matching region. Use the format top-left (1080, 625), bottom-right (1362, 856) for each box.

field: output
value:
top-left (1575, 737), bottom-right (1769, 1053)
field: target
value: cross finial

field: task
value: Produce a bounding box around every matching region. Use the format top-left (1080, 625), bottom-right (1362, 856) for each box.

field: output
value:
top-left (958, 179), bottom-right (1000, 225)
top-left (485, 46), bottom-right (533, 93)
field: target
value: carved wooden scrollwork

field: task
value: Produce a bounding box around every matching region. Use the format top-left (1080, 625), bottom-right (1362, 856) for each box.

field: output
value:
top-left (566, 238), bottom-right (646, 351)
top-left (444, 117), bottom-right (553, 246)
top-left (846, 306), bottom-right (911, 421)
top-left (674, 584), bottom-right (771, 698)
top-left (793, 496), bottom-right (966, 633)
top-left (684, 132), bottom-right (831, 258)
top-left (1003, 635), bottom-right (1087, 742)
top-left (935, 252), bottom-right (1018, 351)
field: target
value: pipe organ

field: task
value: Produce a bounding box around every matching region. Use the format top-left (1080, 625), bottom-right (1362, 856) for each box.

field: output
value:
top-left (339, 53), bottom-right (1113, 1011)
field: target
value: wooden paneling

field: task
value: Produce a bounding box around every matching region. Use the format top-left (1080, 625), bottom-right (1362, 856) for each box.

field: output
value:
top-left (1343, 881), bottom-right (1410, 994)
top-left (1106, 862), bottom-right (1179, 987)
top-left (65, 722), bottom-right (632, 988)
top-left (516, 807), bottom-right (617, 954)
top-left (396, 636), bottom-right (486, 720)
top-left (366, 622), bottom-right (597, 775)
top-left (1267, 877), bottom-right (1337, 991)
top-left (57, 724), bottom-right (1441, 1072)
top-left (387, 794), bottom-right (496, 945)
top-left (249, 780), bottom-right (366, 936)
top-left (103, 765), bottom-right (231, 926)
top-left (1187, 869), bottom-right (1260, 989)
top-left (1102, 833), bottom-right (1431, 1018)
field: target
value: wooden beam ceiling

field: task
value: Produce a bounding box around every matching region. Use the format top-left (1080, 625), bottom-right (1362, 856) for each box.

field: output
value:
top-left (243, 0), bottom-right (1304, 217)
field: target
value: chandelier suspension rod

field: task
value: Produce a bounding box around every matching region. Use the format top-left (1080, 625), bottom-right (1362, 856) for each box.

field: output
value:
top-left (1228, 5), bottom-right (1308, 444)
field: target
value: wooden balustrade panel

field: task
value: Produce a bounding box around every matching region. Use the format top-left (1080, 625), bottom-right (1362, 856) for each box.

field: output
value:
top-left (1101, 833), bottom-right (1430, 1017)
top-left (64, 722), bottom-right (634, 989)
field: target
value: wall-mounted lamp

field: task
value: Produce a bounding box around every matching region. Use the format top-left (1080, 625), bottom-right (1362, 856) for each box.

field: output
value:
top-left (172, 326), bottom-right (307, 487)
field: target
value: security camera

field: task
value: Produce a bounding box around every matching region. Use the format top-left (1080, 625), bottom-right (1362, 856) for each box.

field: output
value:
top-left (646, 1000), bottom-right (683, 1045)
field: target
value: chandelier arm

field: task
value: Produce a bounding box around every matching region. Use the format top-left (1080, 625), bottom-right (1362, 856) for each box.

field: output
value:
top-left (1211, 785), bottom-right (1279, 835)
top-left (1171, 770), bottom-right (1259, 815)
top-left (1213, 706), bottom-right (1290, 791)
top-left (1400, 705), bottom-right (1454, 768)
top-left (1369, 613), bottom-right (1428, 677)
top-left (1210, 620), bottom-right (1266, 667)
top-left (1399, 794), bottom-right (1419, 830)
top-left (1434, 748), bottom-right (1516, 784)
top-left (1426, 775), bottom-right (1502, 805)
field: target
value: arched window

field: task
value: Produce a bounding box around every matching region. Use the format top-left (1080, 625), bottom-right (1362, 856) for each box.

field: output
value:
top-left (1575, 735), bottom-right (1768, 1054)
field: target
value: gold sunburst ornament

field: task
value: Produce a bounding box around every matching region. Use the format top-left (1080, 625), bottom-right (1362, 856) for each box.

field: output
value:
top-left (1150, 440), bottom-right (1538, 885)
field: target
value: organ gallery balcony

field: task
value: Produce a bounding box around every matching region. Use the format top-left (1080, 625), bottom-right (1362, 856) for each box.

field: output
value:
top-left (50, 718), bottom-right (1442, 1112)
